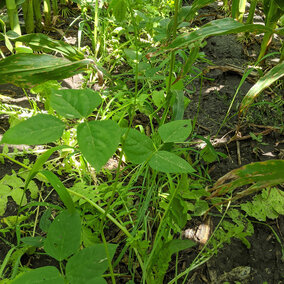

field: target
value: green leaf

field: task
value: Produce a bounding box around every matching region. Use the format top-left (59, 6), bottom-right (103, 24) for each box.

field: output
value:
top-left (0, 184), bottom-right (10, 215)
top-left (194, 200), bottom-right (209, 216)
top-left (66, 243), bottom-right (117, 283)
top-left (14, 33), bottom-right (85, 61)
top-left (241, 188), bottom-right (284, 221)
top-left (50, 89), bottom-right (102, 119)
top-left (10, 187), bottom-right (27, 206)
top-left (152, 90), bottom-right (165, 108)
top-left (239, 61), bottom-right (284, 115)
top-left (0, 54), bottom-right (92, 88)
top-left (149, 151), bottom-right (195, 173)
top-left (110, 0), bottom-right (127, 22)
top-left (169, 18), bottom-right (272, 49)
top-left (44, 210), bottom-right (81, 261)
top-left (123, 129), bottom-right (155, 164)
top-left (21, 236), bottom-right (44, 247)
top-left (12, 266), bottom-right (64, 284)
top-left (77, 121), bottom-right (121, 171)
top-left (158, 120), bottom-right (192, 143)
top-left (1, 114), bottom-right (65, 145)
top-left (41, 170), bottom-right (75, 213)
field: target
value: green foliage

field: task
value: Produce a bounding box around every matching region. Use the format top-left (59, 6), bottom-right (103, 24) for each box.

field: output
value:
top-left (208, 209), bottom-right (254, 251)
top-left (0, 54), bottom-right (92, 88)
top-left (1, 114), bottom-right (65, 145)
top-left (11, 208), bottom-right (117, 283)
top-left (0, 0), bottom-right (283, 283)
top-left (0, 171), bottom-right (38, 215)
top-left (50, 89), bottom-right (102, 119)
top-left (77, 120), bottom-right (121, 171)
top-left (44, 210), bottom-right (81, 261)
top-left (12, 266), bottom-right (65, 284)
top-left (241, 188), bottom-right (284, 221)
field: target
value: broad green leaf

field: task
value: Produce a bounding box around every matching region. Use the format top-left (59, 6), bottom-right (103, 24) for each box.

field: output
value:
top-left (66, 243), bottom-right (117, 283)
top-left (158, 120), bottom-right (192, 143)
top-left (149, 151), bottom-right (195, 173)
top-left (241, 188), bottom-right (284, 221)
top-left (1, 114), bottom-right (65, 145)
top-left (12, 266), bottom-right (64, 284)
top-left (10, 187), bottom-right (27, 206)
top-left (169, 18), bottom-right (272, 49)
top-left (194, 199), bottom-right (209, 216)
top-left (14, 33), bottom-right (85, 61)
top-left (110, 0), bottom-right (127, 22)
top-left (0, 174), bottom-right (24, 188)
top-left (0, 184), bottom-right (10, 215)
top-left (239, 61), bottom-right (284, 115)
top-left (44, 210), bottom-right (81, 261)
top-left (77, 121), bottom-right (121, 171)
top-left (0, 54), bottom-right (92, 88)
top-left (210, 160), bottom-right (284, 197)
top-left (123, 128), bottom-right (155, 164)
top-left (41, 170), bottom-right (75, 213)
top-left (50, 89), bottom-right (102, 119)
top-left (21, 236), bottom-right (44, 247)
top-left (150, 239), bottom-right (195, 283)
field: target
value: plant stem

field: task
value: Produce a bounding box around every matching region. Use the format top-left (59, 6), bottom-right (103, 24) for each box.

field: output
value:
top-left (257, 1), bottom-right (281, 61)
top-left (43, 0), bottom-right (51, 26)
top-left (161, 0), bottom-right (180, 124)
top-left (22, 0), bottom-right (35, 33)
top-left (246, 0), bottom-right (257, 24)
top-left (33, 0), bottom-right (43, 32)
top-left (6, 0), bottom-right (21, 47)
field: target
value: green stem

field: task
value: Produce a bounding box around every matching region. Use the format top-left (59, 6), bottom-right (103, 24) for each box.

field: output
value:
top-left (43, 0), bottom-right (51, 26)
top-left (6, 0), bottom-right (21, 47)
top-left (93, 0), bottom-right (99, 57)
top-left (22, 0), bottom-right (35, 33)
top-left (144, 174), bottom-right (178, 280)
top-left (257, 1), bottom-right (281, 61)
top-left (161, 0), bottom-right (180, 124)
top-left (52, 0), bottom-right (58, 16)
top-left (246, 0), bottom-right (257, 24)
top-left (33, 0), bottom-right (43, 32)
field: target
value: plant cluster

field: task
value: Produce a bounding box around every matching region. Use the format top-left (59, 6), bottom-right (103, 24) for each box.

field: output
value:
top-left (0, 0), bottom-right (284, 283)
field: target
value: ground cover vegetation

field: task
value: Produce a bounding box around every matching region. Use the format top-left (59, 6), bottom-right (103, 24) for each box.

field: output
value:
top-left (0, 0), bottom-right (283, 283)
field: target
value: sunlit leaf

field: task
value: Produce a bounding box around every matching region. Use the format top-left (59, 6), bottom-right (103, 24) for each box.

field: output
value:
top-left (149, 151), bottom-right (195, 173)
top-left (209, 160), bottom-right (284, 197)
top-left (77, 121), bottom-right (121, 171)
top-left (239, 61), bottom-right (284, 115)
top-left (123, 129), bottom-right (155, 164)
top-left (169, 18), bottom-right (271, 49)
top-left (1, 114), bottom-right (65, 145)
top-left (14, 33), bottom-right (85, 60)
top-left (50, 89), bottom-right (102, 119)
top-left (0, 54), bottom-right (92, 88)
top-left (158, 120), bottom-right (192, 143)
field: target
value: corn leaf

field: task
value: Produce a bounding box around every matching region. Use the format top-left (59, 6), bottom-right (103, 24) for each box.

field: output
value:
top-left (239, 61), bottom-right (284, 115)
top-left (169, 18), bottom-right (272, 49)
top-left (209, 160), bottom-right (284, 197)
top-left (0, 54), bottom-right (92, 88)
top-left (13, 33), bottom-right (85, 61)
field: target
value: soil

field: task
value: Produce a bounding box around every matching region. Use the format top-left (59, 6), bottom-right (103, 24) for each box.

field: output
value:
top-left (0, 1), bottom-right (284, 284)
